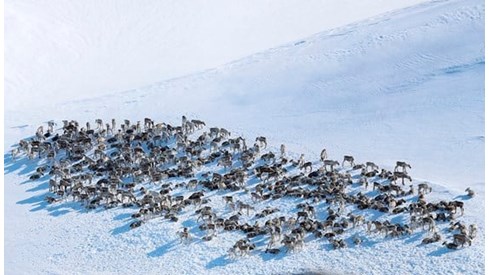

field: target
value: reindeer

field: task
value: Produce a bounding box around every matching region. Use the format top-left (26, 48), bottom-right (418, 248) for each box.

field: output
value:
top-left (421, 232), bottom-right (441, 244)
top-left (267, 228), bottom-right (282, 249)
top-left (265, 248), bottom-right (281, 254)
top-left (296, 211), bottom-right (309, 222)
top-left (300, 162), bottom-right (313, 173)
top-left (260, 152), bottom-right (276, 164)
top-left (255, 136), bottom-right (267, 148)
top-left (469, 224), bottom-right (477, 240)
top-left (442, 241), bottom-right (459, 250)
top-left (447, 201), bottom-right (464, 216)
top-left (191, 119), bottom-right (206, 129)
top-left (178, 227), bottom-right (191, 243)
top-left (465, 187), bottom-right (475, 198)
top-left (11, 148), bottom-right (20, 161)
top-left (366, 221), bottom-right (383, 234)
top-left (395, 161), bottom-right (411, 173)
top-left (95, 119), bottom-right (103, 131)
top-left (356, 177), bottom-right (367, 189)
top-left (448, 221), bottom-right (462, 231)
top-left (222, 196), bottom-right (234, 205)
top-left (36, 125), bottom-right (44, 136)
top-left (17, 115), bottom-right (478, 260)
top-left (421, 216), bottom-right (436, 232)
top-left (320, 148), bottom-right (328, 161)
top-left (48, 179), bottom-right (59, 192)
top-left (250, 192), bottom-right (262, 202)
top-left (453, 233), bottom-right (472, 247)
top-left (352, 164), bottom-right (365, 171)
top-left (286, 217), bottom-right (297, 229)
top-left (47, 121), bottom-right (56, 133)
top-left (352, 236), bottom-right (362, 246)
top-left (362, 168), bottom-right (378, 178)
top-left (281, 235), bottom-right (303, 253)
top-left (342, 155), bottom-right (355, 167)
top-left (239, 203), bottom-right (255, 216)
top-left (347, 213), bottom-right (365, 227)
top-left (229, 239), bottom-right (255, 257)
top-left (280, 144), bottom-right (286, 157)
top-left (197, 209), bottom-right (216, 223)
top-left (181, 115), bottom-right (187, 128)
top-left (297, 154), bottom-right (305, 167)
top-left (111, 118), bottom-right (116, 131)
top-left (330, 239), bottom-right (346, 249)
top-left (217, 158), bottom-right (232, 170)
top-left (130, 220), bottom-right (143, 229)
top-left (201, 223), bottom-right (217, 239)
top-left (393, 171), bottom-right (412, 185)
top-left (418, 183), bottom-right (432, 195)
top-left (323, 160), bottom-right (339, 172)
top-left (365, 161), bottom-right (379, 171)
top-left (143, 117), bottom-right (154, 130)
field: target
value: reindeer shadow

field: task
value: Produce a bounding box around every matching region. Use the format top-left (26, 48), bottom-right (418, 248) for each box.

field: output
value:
top-left (390, 214), bottom-right (408, 224)
top-left (6, 142), bottom-right (59, 214)
top-left (17, 193), bottom-right (50, 213)
top-left (111, 222), bottom-right (134, 235)
top-left (364, 209), bottom-right (386, 221)
top-left (259, 249), bottom-right (288, 261)
top-left (453, 194), bottom-right (471, 201)
top-left (4, 153), bottom-right (43, 178)
top-left (364, 190), bottom-right (380, 197)
top-left (427, 246), bottom-right (457, 257)
top-left (403, 231), bottom-right (424, 244)
top-left (182, 219), bottom-right (202, 236)
top-left (50, 209), bottom-right (71, 216)
top-left (25, 180), bottom-right (49, 192)
top-left (206, 254), bottom-right (235, 269)
top-left (147, 239), bottom-right (179, 257)
top-left (16, 189), bottom-right (84, 217)
top-left (113, 213), bottom-right (132, 221)
top-left (17, 192), bottom-right (48, 206)
top-left (48, 201), bottom-right (85, 217)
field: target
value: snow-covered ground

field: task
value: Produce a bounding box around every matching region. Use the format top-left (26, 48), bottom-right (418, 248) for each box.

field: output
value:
top-left (4, 0), bottom-right (484, 274)
top-left (5, 0), bottom-right (426, 111)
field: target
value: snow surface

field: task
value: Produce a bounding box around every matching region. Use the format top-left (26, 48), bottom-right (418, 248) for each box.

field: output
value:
top-left (4, 0), bottom-right (484, 274)
top-left (5, 0), bottom-right (427, 112)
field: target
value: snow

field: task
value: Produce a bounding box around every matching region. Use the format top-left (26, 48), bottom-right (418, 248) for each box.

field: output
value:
top-left (4, 0), bottom-right (484, 274)
top-left (5, 0), bottom-right (427, 112)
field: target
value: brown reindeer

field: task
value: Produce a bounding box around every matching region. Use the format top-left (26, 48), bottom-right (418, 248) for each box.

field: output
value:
top-left (465, 187), bottom-right (475, 198)
top-left (323, 160), bottom-right (339, 171)
top-left (342, 155), bottom-right (355, 167)
top-left (255, 136), bottom-right (267, 148)
top-left (395, 161), bottom-right (411, 173)
top-left (453, 233), bottom-right (472, 247)
top-left (178, 227), bottom-right (192, 243)
top-left (421, 232), bottom-right (441, 244)
top-left (418, 183), bottom-right (432, 195)
top-left (300, 162), bottom-right (313, 173)
top-left (365, 161), bottom-right (379, 171)
top-left (442, 241), bottom-right (459, 250)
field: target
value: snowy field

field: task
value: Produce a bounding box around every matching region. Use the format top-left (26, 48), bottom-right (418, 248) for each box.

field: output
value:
top-left (4, 0), bottom-right (484, 274)
top-left (5, 0), bottom-right (426, 112)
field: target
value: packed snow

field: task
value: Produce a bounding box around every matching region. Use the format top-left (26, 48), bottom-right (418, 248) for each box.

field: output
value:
top-left (4, 0), bottom-right (484, 274)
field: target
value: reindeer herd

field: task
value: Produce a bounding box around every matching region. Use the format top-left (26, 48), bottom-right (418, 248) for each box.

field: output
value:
top-left (12, 116), bottom-right (477, 257)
